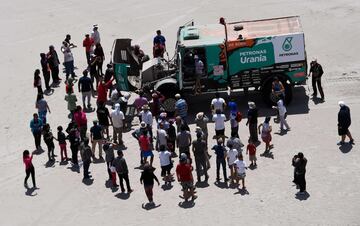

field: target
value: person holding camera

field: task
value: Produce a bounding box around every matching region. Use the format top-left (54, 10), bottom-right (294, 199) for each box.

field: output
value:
top-left (292, 152), bottom-right (307, 195)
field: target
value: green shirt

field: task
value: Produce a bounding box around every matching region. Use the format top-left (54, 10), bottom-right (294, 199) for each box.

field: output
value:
top-left (65, 94), bottom-right (77, 111)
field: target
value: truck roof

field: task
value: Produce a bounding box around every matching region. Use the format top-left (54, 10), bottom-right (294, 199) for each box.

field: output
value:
top-left (178, 16), bottom-right (303, 47)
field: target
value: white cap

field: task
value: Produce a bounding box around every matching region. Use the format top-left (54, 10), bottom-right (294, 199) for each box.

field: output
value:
top-left (175, 93), bottom-right (181, 98)
top-left (338, 101), bottom-right (345, 107)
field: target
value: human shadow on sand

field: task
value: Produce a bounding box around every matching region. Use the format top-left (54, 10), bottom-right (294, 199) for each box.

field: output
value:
top-left (142, 203), bottom-right (161, 210)
top-left (67, 165), bottom-right (80, 173)
top-left (32, 148), bottom-right (45, 155)
top-left (161, 183), bottom-right (173, 191)
top-left (295, 191), bottom-right (310, 201)
top-left (82, 178), bottom-right (94, 186)
top-left (234, 187), bottom-right (249, 196)
top-left (105, 180), bottom-right (119, 192)
top-left (214, 181), bottom-right (228, 189)
top-left (115, 192), bottom-right (130, 200)
top-left (45, 160), bottom-right (55, 168)
top-left (178, 200), bottom-right (195, 209)
top-left (260, 151), bottom-right (274, 159)
top-left (25, 187), bottom-right (39, 196)
top-left (195, 181), bottom-right (209, 188)
top-left (339, 143), bottom-right (353, 154)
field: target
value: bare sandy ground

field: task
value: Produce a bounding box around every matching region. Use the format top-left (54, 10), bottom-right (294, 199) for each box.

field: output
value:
top-left (0, 0), bottom-right (360, 225)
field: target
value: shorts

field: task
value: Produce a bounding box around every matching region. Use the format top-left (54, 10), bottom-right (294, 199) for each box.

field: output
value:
top-left (142, 150), bottom-right (154, 158)
top-left (261, 133), bottom-right (272, 144)
top-left (338, 126), bottom-right (349, 136)
top-left (237, 172), bottom-right (246, 179)
top-left (161, 164), bottom-right (172, 177)
top-left (249, 155), bottom-right (257, 161)
top-left (215, 129), bottom-right (225, 136)
top-left (181, 181), bottom-right (194, 190)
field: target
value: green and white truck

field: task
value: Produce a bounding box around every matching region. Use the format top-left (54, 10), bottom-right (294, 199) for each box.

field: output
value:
top-left (112, 16), bottom-right (307, 108)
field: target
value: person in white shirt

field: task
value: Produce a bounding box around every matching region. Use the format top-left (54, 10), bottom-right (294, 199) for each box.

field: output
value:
top-left (110, 103), bottom-right (125, 145)
top-left (194, 55), bottom-right (204, 94)
top-left (140, 104), bottom-right (153, 141)
top-left (63, 47), bottom-right (75, 80)
top-left (158, 145), bottom-right (172, 185)
top-left (212, 109), bottom-right (226, 140)
top-left (234, 153), bottom-right (247, 189)
top-left (227, 143), bottom-right (238, 184)
top-left (91, 25), bottom-right (101, 45)
top-left (156, 123), bottom-right (168, 151)
top-left (277, 99), bottom-right (290, 132)
top-left (211, 92), bottom-right (226, 113)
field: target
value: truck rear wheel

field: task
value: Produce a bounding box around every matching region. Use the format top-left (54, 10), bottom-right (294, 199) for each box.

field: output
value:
top-left (262, 77), bottom-right (293, 106)
top-left (156, 83), bottom-right (179, 115)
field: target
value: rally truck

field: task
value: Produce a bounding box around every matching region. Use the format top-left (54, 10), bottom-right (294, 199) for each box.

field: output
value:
top-left (111, 16), bottom-right (307, 110)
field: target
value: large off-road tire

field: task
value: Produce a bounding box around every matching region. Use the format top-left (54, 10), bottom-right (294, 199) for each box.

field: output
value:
top-left (156, 83), bottom-right (180, 115)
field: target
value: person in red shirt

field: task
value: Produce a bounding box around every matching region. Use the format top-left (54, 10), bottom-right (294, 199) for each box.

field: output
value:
top-left (73, 106), bottom-right (88, 140)
top-left (23, 150), bottom-right (36, 188)
top-left (139, 130), bottom-right (154, 166)
top-left (83, 34), bottom-right (94, 65)
top-left (176, 153), bottom-right (197, 202)
top-left (246, 141), bottom-right (257, 166)
top-left (97, 77), bottom-right (114, 104)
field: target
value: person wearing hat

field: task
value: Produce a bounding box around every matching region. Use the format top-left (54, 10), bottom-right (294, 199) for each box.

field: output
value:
top-left (113, 150), bottom-right (133, 193)
top-left (90, 119), bottom-right (103, 159)
top-left (83, 34), bottom-right (94, 65)
top-left (176, 153), bottom-right (197, 202)
top-left (246, 101), bottom-right (259, 142)
top-left (140, 104), bottom-right (154, 141)
top-left (308, 59), bottom-right (325, 101)
top-left (110, 103), bottom-right (125, 146)
top-left (337, 101), bottom-right (354, 145)
top-left (91, 24), bottom-right (101, 45)
top-left (212, 138), bottom-right (228, 182)
top-left (175, 94), bottom-right (188, 121)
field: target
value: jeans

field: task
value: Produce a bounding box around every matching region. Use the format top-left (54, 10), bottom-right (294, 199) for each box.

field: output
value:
top-left (50, 66), bottom-right (60, 82)
top-left (118, 173), bottom-right (131, 192)
top-left (79, 126), bottom-right (87, 141)
top-left (64, 60), bottom-right (75, 79)
top-left (45, 141), bottom-right (55, 160)
top-left (312, 77), bottom-right (324, 99)
top-left (279, 115), bottom-right (290, 130)
top-left (42, 70), bottom-right (51, 90)
top-left (216, 157), bottom-right (227, 181)
top-left (195, 157), bottom-right (208, 180)
top-left (82, 91), bottom-right (92, 107)
top-left (113, 127), bottom-right (123, 144)
top-left (25, 166), bottom-right (36, 187)
top-left (86, 52), bottom-right (91, 65)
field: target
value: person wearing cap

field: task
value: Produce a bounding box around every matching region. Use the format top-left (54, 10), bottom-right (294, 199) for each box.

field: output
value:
top-left (110, 103), bottom-right (125, 146)
top-left (90, 120), bottom-right (103, 159)
top-left (80, 137), bottom-right (92, 179)
top-left (192, 132), bottom-right (209, 182)
top-left (176, 153), bottom-right (197, 202)
top-left (140, 104), bottom-right (154, 141)
top-left (78, 70), bottom-right (95, 110)
top-left (112, 150), bottom-right (132, 193)
top-left (337, 101), bottom-right (354, 145)
top-left (212, 138), bottom-right (228, 182)
top-left (211, 92), bottom-right (226, 113)
top-left (175, 94), bottom-right (188, 121)
top-left (91, 25), bottom-right (101, 45)
top-left (140, 162), bottom-right (160, 205)
top-left (246, 101), bottom-right (259, 142)
top-left (292, 152), bottom-right (307, 195)
top-left (83, 34), bottom-right (94, 65)
top-left (46, 45), bottom-right (61, 83)
top-left (194, 55), bottom-right (204, 94)
top-left (308, 59), bottom-right (325, 101)
top-left (277, 99), bottom-right (290, 132)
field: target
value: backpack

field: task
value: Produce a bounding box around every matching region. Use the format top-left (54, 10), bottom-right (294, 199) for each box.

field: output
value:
top-left (235, 112), bottom-right (242, 122)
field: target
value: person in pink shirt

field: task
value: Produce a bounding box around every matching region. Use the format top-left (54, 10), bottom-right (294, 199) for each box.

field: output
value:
top-left (73, 106), bottom-right (88, 140)
top-left (23, 150), bottom-right (36, 188)
top-left (133, 90), bottom-right (149, 117)
top-left (97, 77), bottom-right (114, 104)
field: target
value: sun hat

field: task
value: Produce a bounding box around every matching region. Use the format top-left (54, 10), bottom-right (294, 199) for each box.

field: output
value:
top-left (196, 112), bottom-right (204, 119)
top-left (248, 101), bottom-right (256, 109)
top-left (338, 101), bottom-right (345, 107)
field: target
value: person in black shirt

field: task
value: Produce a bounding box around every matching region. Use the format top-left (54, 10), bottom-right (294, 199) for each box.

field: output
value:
top-left (56, 126), bottom-right (68, 162)
top-left (43, 124), bottom-right (55, 162)
top-left (308, 59), bottom-right (325, 101)
top-left (292, 152), bottom-right (307, 194)
top-left (337, 101), bottom-right (354, 145)
top-left (246, 101), bottom-right (259, 143)
top-left (46, 45), bottom-right (61, 83)
top-left (90, 120), bottom-right (103, 159)
top-left (140, 163), bottom-right (160, 205)
top-left (97, 102), bottom-right (112, 139)
top-left (40, 53), bottom-right (51, 91)
top-left (78, 70), bottom-right (94, 109)
top-left (81, 137), bottom-right (92, 179)
top-left (67, 121), bottom-right (80, 166)
top-left (94, 43), bottom-right (105, 76)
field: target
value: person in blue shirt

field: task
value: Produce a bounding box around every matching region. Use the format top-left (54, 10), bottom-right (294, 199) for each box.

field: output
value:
top-left (212, 138), bottom-right (228, 182)
top-left (153, 30), bottom-right (166, 58)
top-left (30, 113), bottom-right (43, 150)
top-left (174, 94), bottom-right (188, 121)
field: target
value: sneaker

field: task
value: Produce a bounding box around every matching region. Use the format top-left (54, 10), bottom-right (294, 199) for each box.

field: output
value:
top-left (350, 139), bottom-right (355, 145)
top-left (337, 141), bottom-right (345, 146)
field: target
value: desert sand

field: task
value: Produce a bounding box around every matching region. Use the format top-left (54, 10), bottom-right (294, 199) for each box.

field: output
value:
top-left (0, 0), bottom-right (360, 225)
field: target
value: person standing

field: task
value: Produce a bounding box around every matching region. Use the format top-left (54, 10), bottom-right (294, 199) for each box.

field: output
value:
top-left (133, 90), bottom-right (149, 117)
top-left (47, 45), bottom-right (61, 83)
top-left (110, 103), bottom-right (125, 146)
top-left (153, 30), bottom-right (166, 58)
top-left (159, 145), bottom-right (173, 185)
top-left (192, 132), bottom-right (209, 182)
top-left (212, 109), bottom-right (226, 141)
top-left (35, 94), bottom-right (51, 124)
top-left (90, 120), bottom-right (103, 159)
top-left (226, 131), bottom-right (244, 154)
top-left (227, 143), bottom-right (238, 184)
top-left (246, 141), bottom-right (257, 166)
top-left (67, 122), bottom-right (80, 166)
top-left (78, 70), bottom-right (94, 110)
top-left (23, 150), bottom-right (36, 188)
top-left (175, 94), bottom-right (188, 121)
top-left (97, 77), bottom-right (114, 104)
top-left (64, 89), bottom-right (77, 119)
top-left (63, 46), bottom-right (76, 80)
top-left (140, 163), bottom-right (160, 205)
top-left (212, 138), bottom-right (228, 182)
top-left (258, 116), bottom-right (273, 154)
top-left (96, 102), bottom-right (111, 139)
top-left (156, 123), bottom-right (168, 151)
top-left (43, 124), bottom-right (55, 162)
top-left (113, 150), bottom-right (133, 193)
top-left (308, 59), bottom-right (325, 101)
top-left (83, 34), bottom-right (94, 65)
top-left (73, 106), bottom-right (88, 141)
top-left (195, 112), bottom-right (209, 145)
top-left (176, 153), bottom-right (197, 202)
top-left (292, 152), bottom-right (307, 194)
top-left (194, 55), bottom-right (204, 94)
top-left (140, 105), bottom-right (154, 141)
top-left (337, 101), bottom-right (354, 145)
top-left (277, 99), bottom-right (290, 132)
top-left (139, 130), bottom-right (154, 166)
top-left (234, 153), bottom-right (247, 189)
top-left (40, 53), bottom-right (51, 91)
top-left (91, 25), bottom-right (101, 45)
top-left (33, 69), bottom-right (43, 95)
top-left (211, 92), bottom-right (226, 113)
top-left (56, 126), bottom-right (68, 162)
top-left (246, 101), bottom-right (259, 142)
top-left (81, 137), bottom-right (93, 179)
top-left (176, 124), bottom-right (192, 159)
top-left (94, 43), bottom-right (105, 76)
top-left (30, 113), bottom-right (43, 151)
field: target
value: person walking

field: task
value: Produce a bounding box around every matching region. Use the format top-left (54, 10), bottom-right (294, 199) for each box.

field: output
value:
top-left (78, 70), bottom-right (94, 110)
top-left (308, 59), bottom-right (325, 101)
top-left (47, 45), bottom-right (61, 83)
top-left (246, 101), bottom-right (259, 142)
top-left (258, 116), bottom-right (273, 154)
top-left (277, 99), bottom-right (290, 132)
top-left (192, 132), bottom-right (209, 182)
top-left (90, 120), bottom-right (103, 159)
top-left (212, 138), bottom-right (228, 182)
top-left (176, 153), bottom-right (197, 202)
top-left (40, 53), bottom-right (51, 91)
top-left (30, 113), bottom-right (43, 151)
top-left (35, 94), bottom-right (51, 124)
top-left (337, 101), bottom-right (354, 145)
top-left (292, 152), bottom-right (307, 194)
top-left (80, 137), bottom-right (93, 179)
top-left (23, 150), bottom-right (36, 188)
top-left (110, 103), bottom-right (125, 146)
top-left (140, 163), bottom-right (160, 205)
top-left (113, 150), bottom-right (133, 193)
